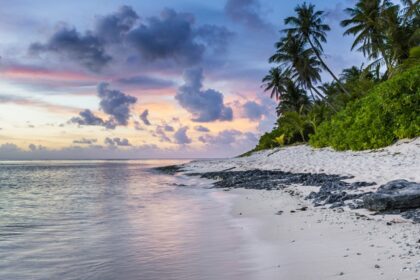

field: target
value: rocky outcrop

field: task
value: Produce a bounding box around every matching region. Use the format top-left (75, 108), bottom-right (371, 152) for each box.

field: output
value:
top-left (363, 180), bottom-right (420, 211)
top-left (155, 166), bottom-right (420, 222)
top-left (187, 169), bottom-right (375, 208)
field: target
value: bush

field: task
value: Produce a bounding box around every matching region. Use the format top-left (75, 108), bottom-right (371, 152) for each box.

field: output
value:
top-left (309, 65), bottom-right (420, 150)
top-left (254, 110), bottom-right (314, 151)
top-left (254, 129), bottom-right (284, 151)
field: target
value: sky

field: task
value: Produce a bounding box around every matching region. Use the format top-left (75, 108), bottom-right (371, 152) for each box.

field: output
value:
top-left (0, 0), bottom-right (366, 159)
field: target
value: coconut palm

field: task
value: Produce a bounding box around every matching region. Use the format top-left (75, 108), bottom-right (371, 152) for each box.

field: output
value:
top-left (270, 34), bottom-right (337, 111)
top-left (341, 0), bottom-right (396, 71)
top-left (340, 66), bottom-right (364, 82)
top-left (276, 79), bottom-right (310, 115)
top-left (317, 82), bottom-right (338, 97)
top-left (283, 2), bottom-right (350, 96)
top-left (279, 110), bottom-right (309, 142)
top-left (401, 0), bottom-right (420, 23)
top-left (261, 67), bottom-right (290, 100)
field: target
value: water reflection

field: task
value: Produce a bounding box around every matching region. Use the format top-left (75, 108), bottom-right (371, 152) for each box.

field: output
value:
top-left (0, 160), bottom-right (258, 280)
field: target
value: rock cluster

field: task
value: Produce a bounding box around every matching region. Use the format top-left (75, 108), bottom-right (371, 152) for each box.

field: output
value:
top-left (155, 166), bottom-right (420, 223)
top-left (363, 180), bottom-right (420, 211)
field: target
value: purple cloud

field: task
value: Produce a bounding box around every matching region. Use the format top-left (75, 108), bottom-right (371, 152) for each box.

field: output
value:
top-left (175, 68), bottom-right (233, 122)
top-left (97, 82), bottom-right (137, 126)
top-left (174, 126), bottom-right (191, 144)
top-left (105, 137), bottom-right (131, 146)
top-left (194, 125), bottom-right (210, 132)
top-left (139, 109), bottom-right (151, 126)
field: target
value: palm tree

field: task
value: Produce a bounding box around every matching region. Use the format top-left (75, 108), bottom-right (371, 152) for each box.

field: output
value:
top-left (261, 67), bottom-right (290, 100)
top-left (284, 2), bottom-right (350, 96)
top-left (340, 66), bottom-right (364, 82)
top-left (279, 109), bottom-right (308, 142)
top-left (341, 0), bottom-right (396, 72)
top-left (317, 82), bottom-right (338, 96)
top-left (276, 79), bottom-right (310, 115)
top-left (270, 34), bottom-right (337, 111)
top-left (401, 0), bottom-right (420, 24)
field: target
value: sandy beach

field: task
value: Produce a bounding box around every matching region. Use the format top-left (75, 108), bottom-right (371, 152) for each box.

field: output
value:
top-left (179, 138), bottom-right (420, 279)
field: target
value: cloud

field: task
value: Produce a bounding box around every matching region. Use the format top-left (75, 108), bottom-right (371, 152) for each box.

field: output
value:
top-left (175, 67), bottom-right (233, 122)
top-left (151, 123), bottom-right (174, 142)
top-left (162, 124), bottom-right (174, 132)
top-left (174, 126), bottom-right (191, 144)
top-left (199, 129), bottom-right (242, 145)
top-left (105, 137), bottom-right (131, 146)
top-left (0, 93), bottom-right (76, 113)
top-left (27, 6), bottom-right (233, 72)
top-left (73, 138), bottom-right (97, 145)
top-left (94, 5), bottom-right (139, 43)
top-left (134, 121), bottom-right (143, 131)
top-left (324, 3), bottom-right (346, 23)
top-left (243, 131), bottom-right (258, 143)
top-left (243, 100), bottom-right (265, 121)
top-left (0, 143), bottom-right (168, 160)
top-left (225, 0), bottom-right (272, 31)
top-left (198, 129), bottom-right (259, 154)
top-left (153, 126), bottom-right (171, 142)
top-left (116, 75), bottom-right (175, 89)
top-left (70, 109), bottom-right (116, 129)
top-left (29, 27), bottom-right (111, 72)
top-left (139, 109), bottom-right (151, 126)
top-left (97, 82), bottom-right (137, 126)
top-left (127, 8), bottom-right (204, 66)
top-left (195, 24), bottom-right (234, 53)
top-left (237, 95), bottom-right (277, 131)
top-left (28, 144), bottom-right (47, 152)
top-left (194, 125), bottom-right (210, 132)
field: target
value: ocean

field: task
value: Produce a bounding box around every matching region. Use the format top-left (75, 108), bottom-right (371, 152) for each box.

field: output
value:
top-left (0, 160), bottom-right (263, 280)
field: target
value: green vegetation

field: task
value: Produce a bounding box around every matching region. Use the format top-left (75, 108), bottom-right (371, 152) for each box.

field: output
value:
top-left (310, 65), bottom-right (420, 150)
top-left (254, 0), bottom-right (419, 152)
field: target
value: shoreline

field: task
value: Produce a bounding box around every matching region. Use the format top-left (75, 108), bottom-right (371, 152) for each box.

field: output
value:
top-left (159, 138), bottom-right (420, 279)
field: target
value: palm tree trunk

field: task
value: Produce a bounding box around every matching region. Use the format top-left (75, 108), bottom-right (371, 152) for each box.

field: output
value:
top-left (379, 46), bottom-right (391, 75)
top-left (307, 37), bottom-right (351, 96)
top-left (308, 90), bottom-right (316, 102)
top-left (300, 130), bottom-right (306, 142)
top-left (312, 87), bottom-right (338, 113)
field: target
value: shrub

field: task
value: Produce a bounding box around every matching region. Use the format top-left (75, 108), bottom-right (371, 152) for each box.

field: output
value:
top-left (309, 65), bottom-right (420, 150)
top-left (254, 129), bottom-right (284, 151)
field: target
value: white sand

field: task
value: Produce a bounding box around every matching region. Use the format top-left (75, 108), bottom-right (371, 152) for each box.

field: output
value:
top-left (230, 188), bottom-right (419, 279)
top-left (182, 138), bottom-right (420, 279)
top-left (184, 138), bottom-right (420, 185)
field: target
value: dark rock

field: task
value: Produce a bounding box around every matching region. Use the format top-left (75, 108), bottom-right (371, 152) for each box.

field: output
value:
top-left (153, 164), bottom-right (184, 174)
top-left (350, 181), bottom-right (376, 189)
top-left (348, 199), bottom-right (365, 209)
top-left (401, 208), bottom-right (420, 223)
top-left (188, 169), bottom-right (375, 210)
top-left (363, 180), bottom-right (420, 211)
top-left (182, 168), bottom-right (418, 223)
top-left (330, 201), bottom-right (345, 208)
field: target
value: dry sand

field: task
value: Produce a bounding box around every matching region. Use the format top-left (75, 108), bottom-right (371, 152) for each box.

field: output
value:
top-left (182, 138), bottom-right (420, 279)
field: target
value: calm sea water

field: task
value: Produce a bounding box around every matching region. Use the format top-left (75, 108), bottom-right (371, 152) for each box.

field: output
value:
top-left (0, 160), bottom-right (263, 280)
